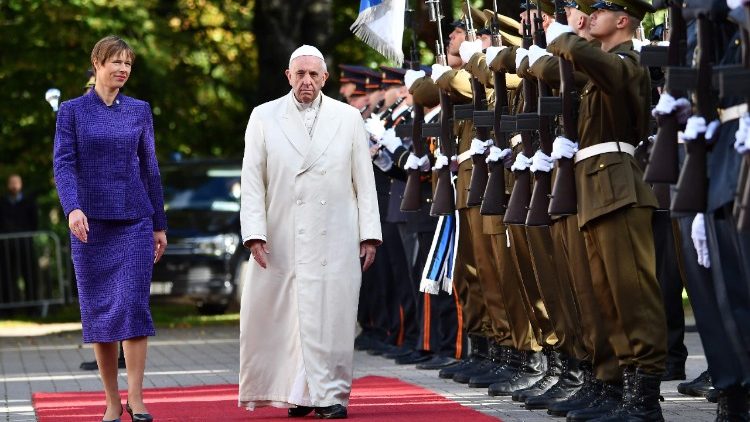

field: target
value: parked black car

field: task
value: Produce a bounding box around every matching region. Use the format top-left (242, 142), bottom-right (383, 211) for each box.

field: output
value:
top-left (151, 159), bottom-right (249, 314)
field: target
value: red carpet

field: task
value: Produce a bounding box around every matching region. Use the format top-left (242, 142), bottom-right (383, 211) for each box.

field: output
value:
top-left (32, 375), bottom-right (500, 421)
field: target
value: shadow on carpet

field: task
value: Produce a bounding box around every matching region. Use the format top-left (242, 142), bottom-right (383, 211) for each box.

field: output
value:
top-left (32, 375), bottom-right (500, 421)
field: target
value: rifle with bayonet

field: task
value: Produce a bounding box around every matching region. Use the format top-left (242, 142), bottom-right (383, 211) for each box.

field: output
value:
top-left (400, 3), bottom-right (428, 212)
top-left (504, 2), bottom-right (537, 224)
top-left (525, 0), bottom-right (554, 226)
top-left (427, 0), bottom-right (456, 215)
top-left (481, 0), bottom-right (512, 215)
top-left (546, 0), bottom-right (578, 216)
top-left (464, 1), bottom-right (492, 207)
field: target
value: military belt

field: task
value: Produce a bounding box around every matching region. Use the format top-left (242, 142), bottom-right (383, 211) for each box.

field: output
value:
top-left (457, 150), bottom-right (474, 165)
top-left (509, 134), bottom-right (522, 148)
top-left (718, 103), bottom-right (747, 123)
top-left (574, 142), bottom-right (635, 164)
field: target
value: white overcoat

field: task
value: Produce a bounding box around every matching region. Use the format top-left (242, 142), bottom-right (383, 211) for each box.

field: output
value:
top-left (238, 91), bottom-right (381, 409)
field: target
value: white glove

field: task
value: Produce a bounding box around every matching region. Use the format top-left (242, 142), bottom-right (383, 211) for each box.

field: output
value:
top-left (433, 151), bottom-right (449, 170)
top-left (530, 150), bottom-right (553, 173)
top-left (546, 21), bottom-right (574, 45)
top-left (404, 153), bottom-right (430, 171)
top-left (528, 45), bottom-right (552, 67)
top-left (691, 213), bottom-right (711, 268)
top-left (631, 38), bottom-right (644, 53)
top-left (511, 152), bottom-right (532, 171)
top-left (459, 39), bottom-right (484, 64)
top-left (486, 45), bottom-right (508, 64)
top-left (485, 146), bottom-right (512, 163)
top-left (373, 150), bottom-right (393, 172)
top-left (680, 116), bottom-right (707, 142)
top-left (551, 136), bottom-right (578, 160)
top-left (514, 48), bottom-right (529, 71)
top-left (379, 128), bottom-right (402, 153)
top-left (705, 119), bottom-right (721, 142)
top-left (431, 64), bottom-right (451, 82)
top-left (469, 138), bottom-right (493, 155)
top-left (727, 0), bottom-right (743, 8)
top-left (652, 93), bottom-right (692, 124)
top-left (657, 40), bottom-right (670, 47)
top-left (735, 112), bottom-right (750, 154)
top-left (404, 69), bottom-right (425, 90)
top-left (364, 117), bottom-right (386, 139)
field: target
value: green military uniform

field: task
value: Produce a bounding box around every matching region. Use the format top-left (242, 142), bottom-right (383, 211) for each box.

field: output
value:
top-left (547, 25), bottom-right (666, 377)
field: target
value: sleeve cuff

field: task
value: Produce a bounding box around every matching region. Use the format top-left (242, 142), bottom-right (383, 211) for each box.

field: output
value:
top-left (243, 234), bottom-right (267, 244)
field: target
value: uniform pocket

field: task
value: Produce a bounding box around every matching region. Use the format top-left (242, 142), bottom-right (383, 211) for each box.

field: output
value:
top-left (586, 153), bottom-right (626, 208)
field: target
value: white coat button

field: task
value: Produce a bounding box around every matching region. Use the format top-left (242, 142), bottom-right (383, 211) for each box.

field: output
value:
top-left (322, 260), bottom-right (327, 266)
top-left (296, 199), bottom-right (302, 205)
top-left (321, 230), bottom-right (327, 235)
top-left (298, 229), bottom-right (304, 234)
top-left (320, 169), bottom-right (326, 175)
top-left (320, 200), bottom-right (326, 205)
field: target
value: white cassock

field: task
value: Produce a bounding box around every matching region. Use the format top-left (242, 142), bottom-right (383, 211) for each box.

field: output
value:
top-left (238, 91), bottom-right (382, 410)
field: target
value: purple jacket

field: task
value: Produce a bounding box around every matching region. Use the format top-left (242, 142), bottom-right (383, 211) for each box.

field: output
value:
top-left (53, 90), bottom-right (167, 231)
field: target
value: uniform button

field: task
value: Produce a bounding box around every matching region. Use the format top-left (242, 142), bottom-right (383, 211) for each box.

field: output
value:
top-left (296, 199), bottom-right (302, 205)
top-left (599, 164), bottom-right (604, 168)
top-left (320, 200), bottom-right (326, 205)
top-left (321, 230), bottom-right (327, 235)
top-left (320, 169), bottom-right (326, 175)
top-left (322, 260), bottom-right (327, 266)
top-left (299, 229), bottom-right (304, 234)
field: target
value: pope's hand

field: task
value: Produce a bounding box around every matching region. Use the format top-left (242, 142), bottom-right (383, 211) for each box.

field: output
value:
top-left (360, 240), bottom-right (378, 272)
top-left (68, 209), bottom-right (89, 243)
top-left (246, 239), bottom-right (270, 269)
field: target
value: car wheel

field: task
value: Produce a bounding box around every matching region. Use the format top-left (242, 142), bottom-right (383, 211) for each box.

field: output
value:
top-left (196, 303), bottom-right (228, 315)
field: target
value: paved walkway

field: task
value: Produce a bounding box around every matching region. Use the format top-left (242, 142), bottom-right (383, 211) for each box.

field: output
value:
top-left (0, 325), bottom-right (716, 421)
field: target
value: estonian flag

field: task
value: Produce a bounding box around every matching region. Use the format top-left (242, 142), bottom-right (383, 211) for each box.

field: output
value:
top-left (350, 0), bottom-right (405, 65)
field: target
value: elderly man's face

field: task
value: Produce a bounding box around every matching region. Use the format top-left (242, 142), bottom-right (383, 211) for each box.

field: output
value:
top-left (7, 175), bottom-right (22, 195)
top-left (286, 56), bottom-right (329, 104)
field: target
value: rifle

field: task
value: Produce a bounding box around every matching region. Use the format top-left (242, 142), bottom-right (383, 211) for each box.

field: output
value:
top-left (504, 2), bottom-right (537, 224)
top-left (726, 4), bottom-right (750, 231)
top-left (670, 11), bottom-right (713, 212)
top-left (641, 1), bottom-right (688, 185)
top-left (400, 4), bottom-right (428, 212)
top-left (480, 0), bottom-right (512, 215)
top-left (464, 1), bottom-right (492, 207)
top-left (546, 0), bottom-right (578, 216)
top-left (525, 0), bottom-right (554, 226)
top-left (427, 0), bottom-right (456, 216)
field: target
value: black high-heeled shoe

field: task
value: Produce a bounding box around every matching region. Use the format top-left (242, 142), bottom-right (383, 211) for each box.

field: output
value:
top-left (102, 404), bottom-right (123, 422)
top-left (125, 402), bottom-right (153, 422)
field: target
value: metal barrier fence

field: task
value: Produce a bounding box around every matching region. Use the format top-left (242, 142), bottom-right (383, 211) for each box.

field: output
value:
top-left (0, 231), bottom-right (67, 316)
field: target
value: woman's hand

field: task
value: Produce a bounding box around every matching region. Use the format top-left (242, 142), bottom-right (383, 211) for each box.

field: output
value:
top-left (154, 231), bottom-right (167, 263)
top-left (68, 209), bottom-right (89, 243)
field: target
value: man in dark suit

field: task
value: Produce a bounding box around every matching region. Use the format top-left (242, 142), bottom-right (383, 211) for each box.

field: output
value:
top-left (0, 174), bottom-right (39, 304)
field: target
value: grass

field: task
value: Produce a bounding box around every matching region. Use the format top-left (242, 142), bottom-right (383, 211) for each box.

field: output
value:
top-left (0, 303), bottom-right (240, 330)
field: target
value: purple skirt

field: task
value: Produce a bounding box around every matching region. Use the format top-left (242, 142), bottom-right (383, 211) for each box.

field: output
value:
top-left (72, 217), bottom-right (155, 343)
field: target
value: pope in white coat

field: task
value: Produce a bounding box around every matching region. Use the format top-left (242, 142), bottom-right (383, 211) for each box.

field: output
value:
top-left (238, 45), bottom-right (382, 419)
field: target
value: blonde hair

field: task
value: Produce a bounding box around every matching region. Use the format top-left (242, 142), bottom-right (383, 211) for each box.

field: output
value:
top-left (91, 35), bottom-right (135, 68)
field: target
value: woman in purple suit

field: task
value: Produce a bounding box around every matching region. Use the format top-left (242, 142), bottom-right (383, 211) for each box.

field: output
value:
top-left (53, 35), bottom-right (166, 422)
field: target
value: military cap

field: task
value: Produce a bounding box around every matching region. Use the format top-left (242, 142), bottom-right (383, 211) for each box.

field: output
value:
top-left (339, 64), bottom-right (369, 83)
top-left (521, 0), bottom-right (556, 16)
top-left (339, 64), bottom-right (383, 92)
top-left (590, 0), bottom-right (656, 20)
top-left (380, 66), bottom-right (406, 88)
top-left (565, 0), bottom-right (596, 15)
top-left (350, 78), bottom-right (368, 96)
top-left (481, 10), bottom-right (524, 46)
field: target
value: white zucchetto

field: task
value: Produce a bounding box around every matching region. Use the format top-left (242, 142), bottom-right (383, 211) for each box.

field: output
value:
top-left (289, 45), bottom-right (325, 68)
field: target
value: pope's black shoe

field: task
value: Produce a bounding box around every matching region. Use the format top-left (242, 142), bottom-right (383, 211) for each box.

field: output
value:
top-left (416, 355), bottom-right (459, 370)
top-left (677, 370), bottom-right (712, 397)
top-left (288, 406), bottom-right (314, 417)
top-left (314, 404), bottom-right (347, 419)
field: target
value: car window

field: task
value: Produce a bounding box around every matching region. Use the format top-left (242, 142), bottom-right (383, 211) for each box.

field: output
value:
top-left (162, 165), bottom-right (241, 212)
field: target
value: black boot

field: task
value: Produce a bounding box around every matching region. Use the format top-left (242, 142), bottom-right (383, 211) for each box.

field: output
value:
top-left (513, 348), bottom-right (563, 402)
top-left (468, 345), bottom-right (520, 388)
top-left (592, 368), bottom-right (664, 422)
top-left (439, 335), bottom-right (488, 379)
top-left (565, 380), bottom-right (623, 421)
top-left (452, 336), bottom-right (495, 384)
top-left (660, 360), bottom-right (686, 381)
top-left (677, 370), bottom-right (713, 397)
top-left (487, 350), bottom-right (546, 396)
top-left (547, 362), bottom-right (601, 417)
top-left (525, 356), bottom-right (585, 409)
top-left (716, 386), bottom-right (750, 422)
